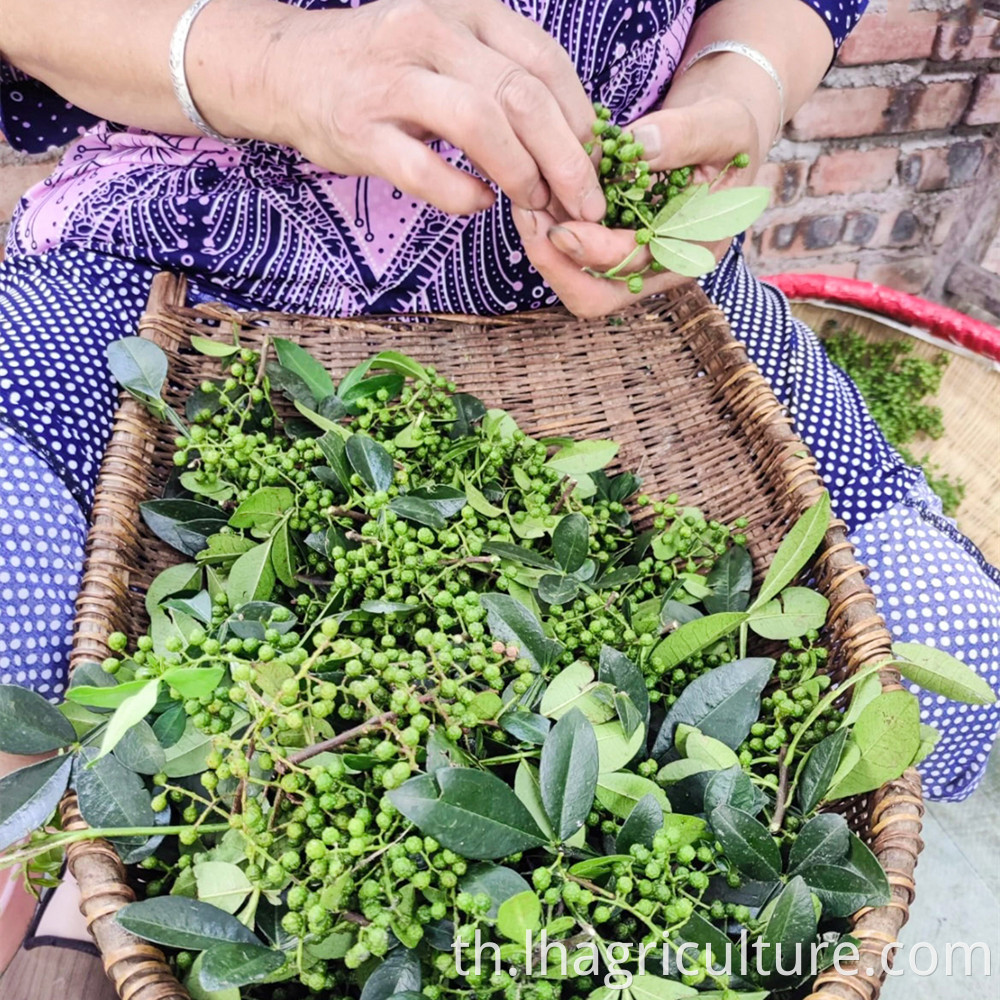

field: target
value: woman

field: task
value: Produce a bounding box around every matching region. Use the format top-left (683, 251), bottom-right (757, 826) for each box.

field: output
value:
top-left (0, 0), bottom-right (997, 984)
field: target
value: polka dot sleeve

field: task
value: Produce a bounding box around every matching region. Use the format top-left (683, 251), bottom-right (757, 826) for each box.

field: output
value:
top-left (0, 60), bottom-right (97, 155)
top-left (694, 0), bottom-right (868, 53)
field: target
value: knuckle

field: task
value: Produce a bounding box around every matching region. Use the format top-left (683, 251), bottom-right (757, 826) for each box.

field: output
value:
top-left (494, 66), bottom-right (547, 119)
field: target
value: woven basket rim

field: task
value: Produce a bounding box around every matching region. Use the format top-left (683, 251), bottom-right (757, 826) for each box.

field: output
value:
top-left (64, 273), bottom-right (924, 1000)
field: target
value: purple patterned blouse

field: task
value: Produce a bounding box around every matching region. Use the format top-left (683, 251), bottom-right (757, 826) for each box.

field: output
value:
top-left (0, 0), bottom-right (864, 317)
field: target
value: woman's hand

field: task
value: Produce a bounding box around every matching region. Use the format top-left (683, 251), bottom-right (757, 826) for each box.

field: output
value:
top-left (246, 0), bottom-right (604, 219)
top-left (512, 94), bottom-right (765, 318)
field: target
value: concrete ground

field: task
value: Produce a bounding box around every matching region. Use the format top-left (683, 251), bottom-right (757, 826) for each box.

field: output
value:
top-left (887, 747), bottom-right (1000, 998)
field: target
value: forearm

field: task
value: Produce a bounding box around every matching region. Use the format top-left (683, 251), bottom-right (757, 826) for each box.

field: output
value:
top-left (0, 0), bottom-right (288, 139)
top-left (666, 0), bottom-right (835, 162)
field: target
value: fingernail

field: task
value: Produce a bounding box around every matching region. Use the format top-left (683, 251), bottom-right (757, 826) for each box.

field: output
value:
top-left (581, 186), bottom-right (606, 223)
top-left (632, 125), bottom-right (661, 159)
top-left (548, 225), bottom-right (583, 259)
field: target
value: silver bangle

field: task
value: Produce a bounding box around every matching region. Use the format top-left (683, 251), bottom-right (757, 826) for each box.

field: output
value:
top-left (679, 40), bottom-right (786, 143)
top-left (169, 0), bottom-right (240, 143)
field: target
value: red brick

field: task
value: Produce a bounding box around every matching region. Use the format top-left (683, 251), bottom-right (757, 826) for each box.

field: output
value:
top-left (899, 140), bottom-right (985, 191)
top-left (837, 9), bottom-right (939, 65)
top-left (931, 197), bottom-right (964, 245)
top-left (907, 79), bottom-right (975, 131)
top-left (0, 162), bottom-right (53, 222)
top-left (755, 160), bottom-right (807, 206)
top-left (788, 87), bottom-right (894, 141)
top-left (932, 17), bottom-right (1000, 62)
top-left (857, 256), bottom-right (934, 295)
top-left (963, 73), bottom-right (1000, 126)
top-left (807, 147), bottom-right (898, 196)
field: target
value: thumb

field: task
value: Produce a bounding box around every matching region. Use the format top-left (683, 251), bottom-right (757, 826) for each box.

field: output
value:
top-left (630, 99), bottom-right (755, 172)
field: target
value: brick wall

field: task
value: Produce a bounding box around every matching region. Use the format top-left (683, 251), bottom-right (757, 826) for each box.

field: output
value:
top-left (0, 0), bottom-right (998, 308)
top-left (747, 0), bottom-right (1000, 304)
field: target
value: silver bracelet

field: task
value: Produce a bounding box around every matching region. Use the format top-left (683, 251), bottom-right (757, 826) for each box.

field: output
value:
top-left (679, 40), bottom-right (786, 143)
top-left (169, 0), bottom-right (240, 143)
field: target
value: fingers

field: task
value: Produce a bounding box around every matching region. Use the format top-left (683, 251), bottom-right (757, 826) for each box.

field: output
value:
top-left (370, 128), bottom-right (496, 215)
top-left (431, 43), bottom-right (604, 220)
top-left (468, 0), bottom-right (595, 140)
top-left (628, 98), bottom-right (759, 173)
top-left (512, 206), bottom-right (686, 318)
top-left (546, 221), bottom-right (650, 274)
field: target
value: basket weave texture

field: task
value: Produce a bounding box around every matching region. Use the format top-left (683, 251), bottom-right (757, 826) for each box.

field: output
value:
top-left (66, 273), bottom-right (924, 1000)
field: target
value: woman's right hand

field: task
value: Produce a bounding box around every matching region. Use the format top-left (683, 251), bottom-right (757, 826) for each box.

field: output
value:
top-left (234, 0), bottom-right (605, 219)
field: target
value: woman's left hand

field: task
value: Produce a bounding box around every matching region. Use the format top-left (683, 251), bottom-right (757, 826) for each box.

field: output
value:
top-left (512, 94), bottom-right (766, 318)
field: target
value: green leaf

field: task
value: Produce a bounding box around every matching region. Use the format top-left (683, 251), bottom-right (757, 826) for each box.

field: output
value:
top-left (797, 863), bottom-right (881, 918)
top-left (827, 690), bottom-right (921, 799)
top-left (162, 719), bottom-right (218, 778)
top-left (539, 662), bottom-right (615, 723)
top-left (340, 373), bottom-right (403, 410)
top-left (789, 814), bottom-right (850, 873)
top-left (595, 719), bottom-right (644, 772)
top-left (651, 181), bottom-right (708, 229)
top-left (709, 805), bottom-right (781, 881)
top-left (408, 485), bottom-right (467, 519)
top-left (483, 541), bottom-right (558, 571)
top-left (703, 545), bottom-right (753, 614)
top-left (227, 541), bottom-right (275, 608)
top-left (755, 876), bottom-right (818, 982)
top-left (500, 710), bottom-right (550, 745)
top-left (658, 185), bottom-right (771, 241)
top-left (273, 337), bottom-right (335, 405)
top-left (751, 492), bottom-right (831, 609)
top-left (598, 646), bottom-right (649, 725)
top-left (140, 500), bottom-right (227, 556)
top-left (703, 766), bottom-right (767, 817)
top-left (0, 756), bottom-right (73, 852)
top-left (481, 593), bottom-right (564, 670)
top-left (359, 599), bottom-right (417, 615)
top-left (465, 478), bottom-right (505, 518)
top-left (317, 432), bottom-right (353, 492)
top-left (537, 574), bottom-right (579, 606)
top-left (648, 612), bottom-right (747, 674)
top-left (648, 237), bottom-right (718, 278)
top-left (346, 435), bottom-right (394, 492)
top-left (685, 731), bottom-right (740, 770)
top-left (113, 720), bottom-right (167, 775)
top-left (459, 864), bottom-right (531, 920)
top-left (796, 727), bottom-right (850, 814)
top-left (540, 708), bottom-right (599, 841)
top-left (186, 956), bottom-right (239, 1000)
top-left (449, 392), bottom-right (487, 439)
top-left (190, 335), bottom-right (240, 358)
top-left (652, 657), bottom-right (773, 758)
top-left (196, 533), bottom-right (257, 566)
top-left (152, 704), bottom-right (186, 749)
top-left (198, 942), bottom-right (286, 991)
top-left (270, 521), bottom-right (297, 588)
top-left (513, 760), bottom-right (556, 841)
top-left (161, 666), bottom-right (225, 702)
top-left (747, 586), bottom-right (829, 640)
top-left (360, 947), bottom-right (421, 1000)
top-left (195, 861), bottom-right (253, 915)
top-left (842, 671), bottom-right (882, 728)
top-left (65, 678), bottom-right (153, 710)
top-left (336, 358), bottom-right (374, 401)
top-left (161, 590), bottom-right (213, 625)
top-left (389, 496), bottom-right (446, 530)
top-left (545, 440), bottom-right (619, 476)
top-left (107, 337), bottom-right (168, 399)
top-left (95, 679), bottom-right (161, 761)
top-left (116, 897), bottom-right (259, 950)
top-left (627, 973), bottom-right (698, 1000)
top-left (891, 642), bottom-right (996, 705)
top-left (595, 771), bottom-right (670, 819)
top-left (389, 768), bottom-right (546, 860)
top-left (617, 793), bottom-right (664, 854)
top-left (75, 747), bottom-right (155, 830)
top-left (552, 513), bottom-right (589, 573)
top-left (568, 855), bottom-right (632, 879)
top-left (0, 684), bottom-right (76, 754)
top-left (842, 832), bottom-right (891, 905)
top-left (368, 349), bottom-right (431, 383)
top-left (911, 723), bottom-right (940, 766)
top-left (496, 890), bottom-right (542, 942)
top-left (229, 487), bottom-right (294, 531)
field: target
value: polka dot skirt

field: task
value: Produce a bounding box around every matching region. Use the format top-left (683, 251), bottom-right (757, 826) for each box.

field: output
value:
top-left (0, 244), bottom-right (997, 801)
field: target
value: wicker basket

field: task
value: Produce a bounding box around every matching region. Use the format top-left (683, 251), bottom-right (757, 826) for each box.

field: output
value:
top-left (62, 273), bottom-right (924, 1000)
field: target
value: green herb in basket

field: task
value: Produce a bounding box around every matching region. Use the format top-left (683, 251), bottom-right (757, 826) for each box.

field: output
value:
top-left (0, 334), bottom-right (991, 1000)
